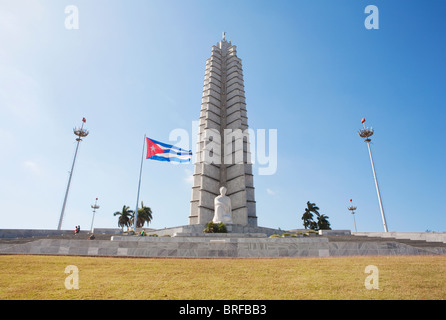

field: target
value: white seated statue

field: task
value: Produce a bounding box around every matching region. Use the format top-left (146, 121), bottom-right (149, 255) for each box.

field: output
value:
top-left (212, 186), bottom-right (233, 224)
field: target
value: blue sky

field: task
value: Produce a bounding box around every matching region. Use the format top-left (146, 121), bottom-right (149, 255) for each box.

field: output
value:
top-left (0, 0), bottom-right (445, 232)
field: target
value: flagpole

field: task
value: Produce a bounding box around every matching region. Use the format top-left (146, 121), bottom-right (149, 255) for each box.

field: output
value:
top-left (133, 134), bottom-right (146, 231)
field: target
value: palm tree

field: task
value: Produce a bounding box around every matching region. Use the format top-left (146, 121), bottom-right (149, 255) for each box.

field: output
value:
top-left (302, 201), bottom-right (320, 229)
top-left (302, 207), bottom-right (313, 229)
top-left (302, 201), bottom-right (330, 230)
top-left (317, 214), bottom-right (331, 230)
top-left (135, 201), bottom-right (153, 228)
top-left (113, 205), bottom-right (134, 231)
top-left (307, 202), bottom-right (320, 216)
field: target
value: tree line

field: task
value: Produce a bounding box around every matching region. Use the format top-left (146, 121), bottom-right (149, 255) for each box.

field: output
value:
top-left (113, 201), bottom-right (152, 231)
top-left (112, 200), bottom-right (331, 231)
top-left (301, 201), bottom-right (331, 231)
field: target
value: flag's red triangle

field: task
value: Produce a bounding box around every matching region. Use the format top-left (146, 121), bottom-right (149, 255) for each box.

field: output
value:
top-left (146, 138), bottom-right (166, 158)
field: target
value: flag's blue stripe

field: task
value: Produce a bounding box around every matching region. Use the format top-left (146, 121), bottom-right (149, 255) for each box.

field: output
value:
top-left (162, 149), bottom-right (193, 156)
top-left (153, 152), bottom-right (191, 160)
top-left (148, 155), bottom-right (191, 163)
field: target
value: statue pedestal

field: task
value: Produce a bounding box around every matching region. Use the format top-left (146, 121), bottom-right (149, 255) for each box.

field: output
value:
top-left (139, 224), bottom-right (289, 238)
top-left (172, 232), bottom-right (268, 238)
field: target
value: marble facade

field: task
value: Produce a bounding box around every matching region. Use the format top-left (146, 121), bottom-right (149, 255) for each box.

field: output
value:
top-left (189, 35), bottom-right (257, 227)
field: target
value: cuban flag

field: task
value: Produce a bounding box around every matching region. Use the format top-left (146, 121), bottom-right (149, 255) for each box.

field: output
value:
top-left (146, 137), bottom-right (192, 163)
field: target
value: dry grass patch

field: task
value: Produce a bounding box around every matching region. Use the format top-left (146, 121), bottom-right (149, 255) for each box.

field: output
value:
top-left (0, 255), bottom-right (444, 300)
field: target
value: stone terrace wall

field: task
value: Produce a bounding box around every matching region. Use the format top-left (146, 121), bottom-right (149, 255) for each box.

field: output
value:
top-left (353, 232), bottom-right (446, 244)
top-left (2, 236), bottom-right (444, 258)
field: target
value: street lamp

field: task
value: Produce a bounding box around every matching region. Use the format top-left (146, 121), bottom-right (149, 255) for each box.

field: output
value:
top-left (57, 118), bottom-right (89, 230)
top-left (90, 198), bottom-right (100, 233)
top-left (358, 117), bottom-right (388, 232)
top-left (348, 199), bottom-right (358, 233)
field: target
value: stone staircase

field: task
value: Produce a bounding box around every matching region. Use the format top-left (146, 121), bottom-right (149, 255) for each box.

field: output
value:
top-left (1, 231), bottom-right (445, 258)
top-left (327, 234), bottom-right (446, 255)
top-left (0, 231), bottom-right (112, 243)
top-left (0, 231), bottom-right (112, 253)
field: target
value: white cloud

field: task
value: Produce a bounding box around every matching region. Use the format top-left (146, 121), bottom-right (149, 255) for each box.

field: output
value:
top-left (266, 188), bottom-right (276, 195)
top-left (23, 160), bottom-right (42, 175)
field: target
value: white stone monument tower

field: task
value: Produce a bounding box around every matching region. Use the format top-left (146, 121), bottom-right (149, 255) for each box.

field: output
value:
top-left (189, 33), bottom-right (257, 227)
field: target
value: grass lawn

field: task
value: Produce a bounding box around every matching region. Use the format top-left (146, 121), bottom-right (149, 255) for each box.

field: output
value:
top-left (0, 255), bottom-right (444, 300)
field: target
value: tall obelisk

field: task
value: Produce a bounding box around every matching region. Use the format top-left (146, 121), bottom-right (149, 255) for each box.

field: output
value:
top-left (189, 33), bottom-right (257, 227)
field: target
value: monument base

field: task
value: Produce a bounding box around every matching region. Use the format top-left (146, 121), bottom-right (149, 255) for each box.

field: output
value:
top-left (2, 229), bottom-right (445, 258)
top-left (172, 233), bottom-right (267, 238)
top-left (141, 224), bottom-right (287, 238)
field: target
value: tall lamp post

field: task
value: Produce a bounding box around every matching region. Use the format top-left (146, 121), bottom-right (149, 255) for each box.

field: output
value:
top-left (90, 198), bottom-right (100, 233)
top-left (358, 117), bottom-right (388, 232)
top-left (57, 118), bottom-right (89, 230)
top-left (348, 199), bottom-right (358, 233)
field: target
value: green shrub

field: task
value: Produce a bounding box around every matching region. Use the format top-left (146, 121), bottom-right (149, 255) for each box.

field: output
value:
top-left (203, 221), bottom-right (216, 233)
top-left (203, 221), bottom-right (228, 233)
top-left (216, 222), bottom-right (227, 233)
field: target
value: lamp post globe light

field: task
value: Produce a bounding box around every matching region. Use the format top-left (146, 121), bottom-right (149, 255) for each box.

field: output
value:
top-left (358, 118), bottom-right (388, 232)
top-left (348, 199), bottom-right (358, 233)
top-left (57, 118), bottom-right (89, 230)
top-left (90, 198), bottom-right (100, 233)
